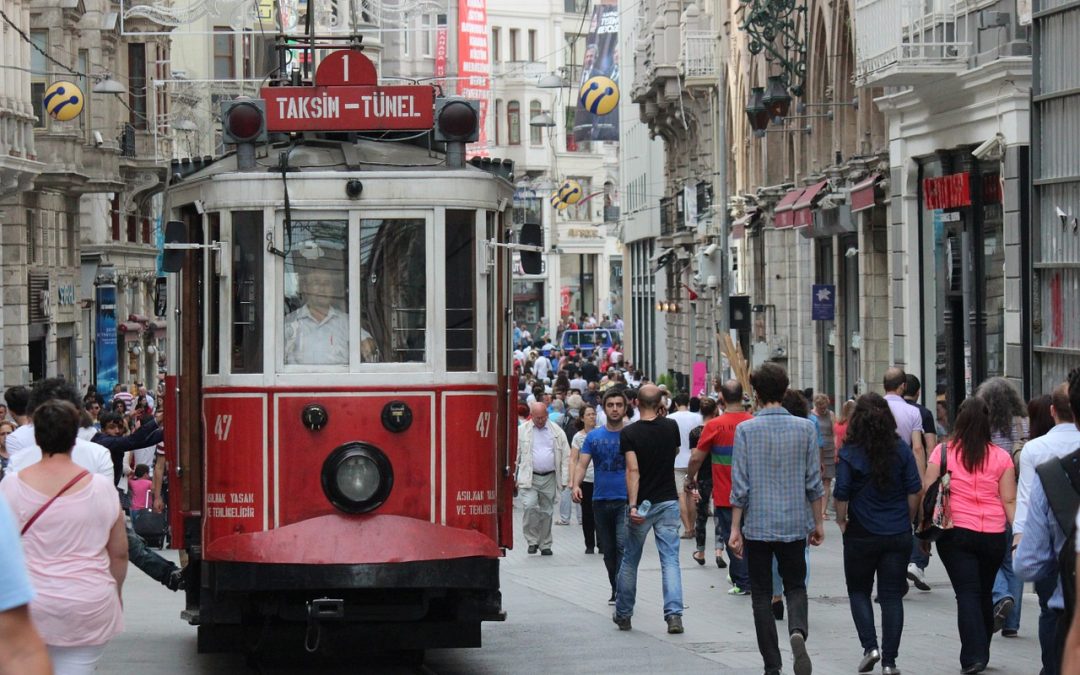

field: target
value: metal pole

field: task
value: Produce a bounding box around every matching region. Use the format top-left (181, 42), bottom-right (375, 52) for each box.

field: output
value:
top-left (715, 73), bottom-right (730, 381)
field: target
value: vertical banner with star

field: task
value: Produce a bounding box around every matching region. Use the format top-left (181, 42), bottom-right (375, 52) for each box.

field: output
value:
top-left (811, 284), bottom-right (835, 321)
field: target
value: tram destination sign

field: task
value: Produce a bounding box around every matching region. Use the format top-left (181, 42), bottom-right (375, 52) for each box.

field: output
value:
top-left (260, 85), bottom-right (435, 133)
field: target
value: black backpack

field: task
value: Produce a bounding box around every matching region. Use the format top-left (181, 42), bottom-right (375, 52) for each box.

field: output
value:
top-left (1035, 447), bottom-right (1080, 627)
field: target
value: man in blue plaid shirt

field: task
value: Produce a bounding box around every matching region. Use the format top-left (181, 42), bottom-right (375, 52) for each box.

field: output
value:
top-left (729, 363), bottom-right (825, 675)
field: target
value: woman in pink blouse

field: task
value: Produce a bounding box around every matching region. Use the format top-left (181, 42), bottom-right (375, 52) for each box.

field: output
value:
top-left (0, 399), bottom-right (127, 675)
top-left (923, 397), bottom-right (1017, 674)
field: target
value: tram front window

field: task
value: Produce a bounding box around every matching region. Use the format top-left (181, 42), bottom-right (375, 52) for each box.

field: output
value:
top-left (283, 220), bottom-right (353, 366)
top-left (360, 218), bottom-right (426, 363)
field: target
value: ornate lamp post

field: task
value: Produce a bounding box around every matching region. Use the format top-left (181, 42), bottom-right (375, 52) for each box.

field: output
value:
top-left (740, 0), bottom-right (808, 128)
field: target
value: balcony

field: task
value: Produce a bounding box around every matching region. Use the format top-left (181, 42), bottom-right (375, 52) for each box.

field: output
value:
top-left (680, 31), bottom-right (719, 83)
top-left (855, 0), bottom-right (972, 86)
top-left (0, 108), bottom-right (43, 198)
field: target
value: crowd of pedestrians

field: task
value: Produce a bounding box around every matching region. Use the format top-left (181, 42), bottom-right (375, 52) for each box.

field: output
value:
top-left (1, 378), bottom-right (182, 675)
top-left (513, 332), bottom-right (1080, 675)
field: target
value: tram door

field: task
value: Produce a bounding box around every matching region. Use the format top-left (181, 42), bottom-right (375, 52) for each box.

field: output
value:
top-left (175, 204), bottom-right (205, 537)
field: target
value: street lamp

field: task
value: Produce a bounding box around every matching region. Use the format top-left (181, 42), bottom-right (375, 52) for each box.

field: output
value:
top-left (763, 75), bottom-right (792, 122)
top-left (92, 74), bottom-right (126, 95)
top-left (745, 87), bottom-right (769, 134)
top-left (529, 111), bottom-right (557, 128)
top-left (537, 72), bottom-right (569, 89)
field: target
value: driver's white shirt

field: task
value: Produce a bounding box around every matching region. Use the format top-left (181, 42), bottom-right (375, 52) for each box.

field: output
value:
top-left (284, 304), bottom-right (349, 365)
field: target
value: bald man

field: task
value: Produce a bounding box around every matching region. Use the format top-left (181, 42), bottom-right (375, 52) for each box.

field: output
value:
top-left (515, 402), bottom-right (571, 555)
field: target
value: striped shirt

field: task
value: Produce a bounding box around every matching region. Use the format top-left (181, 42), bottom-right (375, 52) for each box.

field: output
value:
top-left (731, 407), bottom-right (824, 542)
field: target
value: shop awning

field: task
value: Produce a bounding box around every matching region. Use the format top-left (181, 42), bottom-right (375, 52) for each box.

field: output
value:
top-left (773, 188), bottom-right (804, 228)
top-left (119, 321), bottom-right (143, 342)
top-left (649, 247), bottom-right (675, 273)
top-left (850, 173), bottom-right (882, 213)
top-left (792, 180), bottom-right (829, 228)
top-left (731, 208), bottom-right (760, 240)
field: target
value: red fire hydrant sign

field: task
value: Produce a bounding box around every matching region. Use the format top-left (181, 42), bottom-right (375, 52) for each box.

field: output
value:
top-left (261, 50), bottom-right (434, 132)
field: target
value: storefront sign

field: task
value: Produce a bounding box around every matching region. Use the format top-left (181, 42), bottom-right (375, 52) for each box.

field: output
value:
top-left (811, 284), bottom-right (835, 321)
top-left (57, 283), bottom-right (76, 306)
top-left (95, 285), bottom-right (119, 400)
top-left (923, 173), bottom-right (971, 210)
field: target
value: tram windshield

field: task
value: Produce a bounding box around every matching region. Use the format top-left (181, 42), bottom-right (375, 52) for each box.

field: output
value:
top-left (281, 217), bottom-right (427, 368)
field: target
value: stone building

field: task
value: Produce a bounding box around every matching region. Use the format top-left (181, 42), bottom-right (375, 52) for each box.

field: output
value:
top-left (628, 0), bottom-right (890, 401)
top-left (0, 0), bottom-right (171, 391)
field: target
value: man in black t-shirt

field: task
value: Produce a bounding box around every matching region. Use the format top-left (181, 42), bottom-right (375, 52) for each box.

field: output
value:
top-left (612, 384), bottom-right (685, 635)
top-left (903, 374), bottom-right (938, 454)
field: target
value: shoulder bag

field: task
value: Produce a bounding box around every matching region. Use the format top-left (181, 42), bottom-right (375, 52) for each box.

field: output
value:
top-left (916, 443), bottom-right (953, 541)
top-left (20, 470), bottom-right (90, 535)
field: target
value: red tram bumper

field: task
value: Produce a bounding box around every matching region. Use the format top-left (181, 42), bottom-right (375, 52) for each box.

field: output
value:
top-left (204, 513), bottom-right (502, 564)
top-left (191, 514), bottom-right (505, 654)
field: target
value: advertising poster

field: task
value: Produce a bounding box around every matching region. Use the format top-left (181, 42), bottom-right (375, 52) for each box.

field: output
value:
top-left (573, 3), bottom-right (619, 144)
top-left (458, 0), bottom-right (489, 157)
top-left (95, 284), bottom-right (119, 400)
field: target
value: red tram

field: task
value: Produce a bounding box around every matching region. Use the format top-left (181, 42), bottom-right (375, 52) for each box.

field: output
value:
top-left (160, 48), bottom-right (521, 655)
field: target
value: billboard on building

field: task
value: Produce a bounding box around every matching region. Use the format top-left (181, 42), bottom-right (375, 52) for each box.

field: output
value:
top-left (573, 2), bottom-right (619, 144)
top-left (458, 0), bottom-right (489, 156)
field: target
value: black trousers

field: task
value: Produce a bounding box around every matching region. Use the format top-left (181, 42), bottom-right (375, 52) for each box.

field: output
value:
top-left (935, 527), bottom-right (1007, 669)
top-left (694, 475), bottom-right (713, 550)
top-left (747, 539), bottom-right (809, 673)
top-left (580, 481), bottom-right (596, 550)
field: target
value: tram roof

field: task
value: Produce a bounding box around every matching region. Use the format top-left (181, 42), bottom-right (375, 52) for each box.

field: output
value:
top-left (173, 138), bottom-right (503, 183)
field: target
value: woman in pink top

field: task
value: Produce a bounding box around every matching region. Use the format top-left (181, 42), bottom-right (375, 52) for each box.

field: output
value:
top-left (0, 400), bottom-right (127, 675)
top-left (922, 398), bottom-right (1017, 674)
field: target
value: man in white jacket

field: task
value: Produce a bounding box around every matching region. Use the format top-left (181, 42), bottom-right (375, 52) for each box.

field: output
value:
top-left (516, 402), bottom-right (570, 555)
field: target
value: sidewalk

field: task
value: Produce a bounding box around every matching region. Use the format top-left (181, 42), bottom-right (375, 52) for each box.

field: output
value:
top-left (499, 502), bottom-right (1042, 674)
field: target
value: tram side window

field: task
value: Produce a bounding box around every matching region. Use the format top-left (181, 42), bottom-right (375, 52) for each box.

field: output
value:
top-left (360, 218), bottom-right (426, 363)
top-left (282, 220), bottom-right (350, 367)
top-left (207, 213), bottom-right (221, 375)
top-left (232, 211), bottom-right (263, 373)
top-left (446, 210), bottom-right (476, 371)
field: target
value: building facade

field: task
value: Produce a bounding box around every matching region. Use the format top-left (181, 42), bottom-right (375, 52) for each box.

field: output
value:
top-left (0, 0), bottom-right (172, 392)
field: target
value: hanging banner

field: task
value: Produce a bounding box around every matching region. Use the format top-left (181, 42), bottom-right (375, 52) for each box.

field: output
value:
top-left (434, 18), bottom-right (449, 80)
top-left (573, 2), bottom-right (620, 144)
top-left (95, 284), bottom-right (119, 400)
top-left (458, 0), bottom-right (489, 157)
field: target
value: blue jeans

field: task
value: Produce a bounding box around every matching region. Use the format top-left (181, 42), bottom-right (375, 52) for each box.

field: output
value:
top-left (910, 531), bottom-right (930, 570)
top-left (593, 499), bottom-right (628, 593)
top-left (715, 507), bottom-right (751, 589)
top-left (127, 524), bottom-right (176, 585)
top-left (992, 524), bottom-right (1023, 631)
top-left (615, 500), bottom-right (683, 619)
top-left (1035, 575), bottom-right (1061, 675)
top-left (844, 531), bottom-right (912, 668)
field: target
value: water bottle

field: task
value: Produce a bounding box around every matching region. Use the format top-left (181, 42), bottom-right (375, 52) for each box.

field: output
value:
top-left (637, 500), bottom-right (651, 517)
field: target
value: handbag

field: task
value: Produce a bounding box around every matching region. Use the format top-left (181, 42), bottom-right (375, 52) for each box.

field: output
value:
top-left (916, 443), bottom-right (953, 541)
top-left (21, 470), bottom-right (90, 535)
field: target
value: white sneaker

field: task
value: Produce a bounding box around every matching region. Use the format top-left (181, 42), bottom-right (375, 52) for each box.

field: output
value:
top-left (907, 563), bottom-right (931, 591)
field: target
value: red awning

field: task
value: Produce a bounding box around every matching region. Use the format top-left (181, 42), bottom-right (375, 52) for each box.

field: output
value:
top-left (850, 173), bottom-right (882, 213)
top-left (731, 208), bottom-right (759, 240)
top-left (773, 189), bottom-right (804, 228)
top-left (792, 180), bottom-right (829, 228)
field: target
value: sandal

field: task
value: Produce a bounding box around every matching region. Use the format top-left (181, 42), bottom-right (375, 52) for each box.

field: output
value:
top-left (692, 551), bottom-right (706, 566)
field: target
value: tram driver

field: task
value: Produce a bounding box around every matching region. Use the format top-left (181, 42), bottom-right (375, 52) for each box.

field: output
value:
top-left (284, 244), bottom-right (378, 365)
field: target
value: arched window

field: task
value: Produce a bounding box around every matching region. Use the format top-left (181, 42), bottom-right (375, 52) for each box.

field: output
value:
top-left (529, 100), bottom-right (542, 145)
top-left (508, 101), bottom-right (521, 145)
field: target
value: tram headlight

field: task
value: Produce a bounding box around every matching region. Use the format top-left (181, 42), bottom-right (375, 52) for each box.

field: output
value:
top-left (321, 442), bottom-right (393, 514)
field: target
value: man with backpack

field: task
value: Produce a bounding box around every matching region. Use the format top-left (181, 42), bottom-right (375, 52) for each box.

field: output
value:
top-left (1015, 369), bottom-right (1080, 675)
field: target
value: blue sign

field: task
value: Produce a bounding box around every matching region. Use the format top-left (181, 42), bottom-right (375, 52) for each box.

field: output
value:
top-left (811, 284), bottom-right (835, 321)
top-left (95, 284), bottom-right (119, 400)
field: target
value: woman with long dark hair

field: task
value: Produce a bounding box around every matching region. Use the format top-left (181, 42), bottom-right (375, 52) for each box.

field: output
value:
top-left (834, 393), bottom-right (922, 674)
top-left (925, 398), bottom-right (1017, 673)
